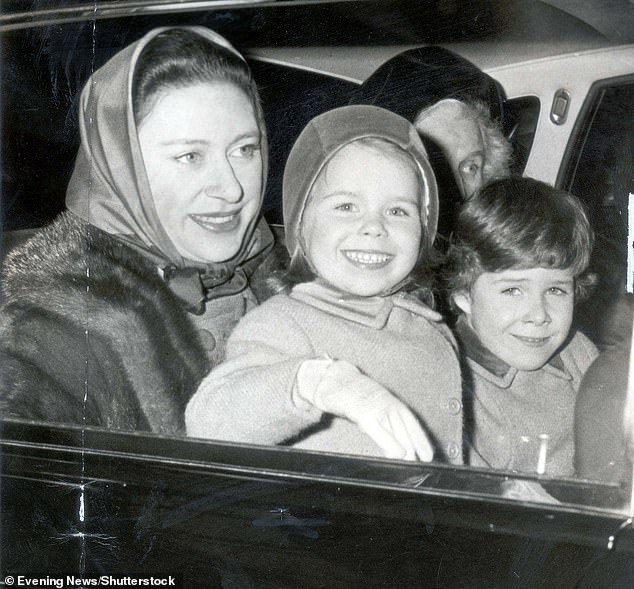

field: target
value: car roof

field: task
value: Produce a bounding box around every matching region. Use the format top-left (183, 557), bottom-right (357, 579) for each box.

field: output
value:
top-left (1, 0), bottom-right (621, 77)
top-left (541, 0), bottom-right (634, 45)
top-left (0, 0), bottom-right (618, 48)
top-left (246, 39), bottom-right (619, 84)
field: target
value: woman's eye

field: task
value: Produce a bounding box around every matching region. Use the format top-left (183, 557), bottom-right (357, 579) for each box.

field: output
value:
top-left (501, 287), bottom-right (522, 296)
top-left (335, 202), bottom-right (357, 212)
top-left (176, 152), bottom-right (201, 164)
top-left (461, 161), bottom-right (480, 176)
top-left (230, 143), bottom-right (260, 159)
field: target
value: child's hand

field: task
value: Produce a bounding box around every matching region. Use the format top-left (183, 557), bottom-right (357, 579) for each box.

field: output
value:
top-left (296, 359), bottom-right (434, 461)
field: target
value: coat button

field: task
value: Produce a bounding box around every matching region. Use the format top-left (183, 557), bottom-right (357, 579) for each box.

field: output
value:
top-left (198, 329), bottom-right (217, 351)
top-left (446, 398), bottom-right (462, 415)
top-left (446, 443), bottom-right (461, 460)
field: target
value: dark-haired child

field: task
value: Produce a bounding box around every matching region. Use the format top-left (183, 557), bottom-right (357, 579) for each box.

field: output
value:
top-left (446, 177), bottom-right (598, 476)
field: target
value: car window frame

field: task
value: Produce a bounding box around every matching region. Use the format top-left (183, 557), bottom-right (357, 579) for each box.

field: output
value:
top-left (558, 72), bottom-right (634, 193)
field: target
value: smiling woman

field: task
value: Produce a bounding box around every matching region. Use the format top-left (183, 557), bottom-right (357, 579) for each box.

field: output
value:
top-left (0, 26), bottom-right (280, 433)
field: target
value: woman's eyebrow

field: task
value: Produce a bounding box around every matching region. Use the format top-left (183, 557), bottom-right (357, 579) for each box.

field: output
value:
top-left (160, 131), bottom-right (261, 147)
top-left (234, 131), bottom-right (261, 141)
top-left (461, 150), bottom-right (485, 160)
top-left (160, 138), bottom-right (210, 146)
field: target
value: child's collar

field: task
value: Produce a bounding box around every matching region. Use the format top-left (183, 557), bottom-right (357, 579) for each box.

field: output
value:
top-left (454, 315), bottom-right (567, 384)
top-left (290, 280), bottom-right (441, 329)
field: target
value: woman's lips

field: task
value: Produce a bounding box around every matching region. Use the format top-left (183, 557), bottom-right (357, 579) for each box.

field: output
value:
top-left (190, 211), bottom-right (240, 232)
top-left (342, 249), bottom-right (393, 269)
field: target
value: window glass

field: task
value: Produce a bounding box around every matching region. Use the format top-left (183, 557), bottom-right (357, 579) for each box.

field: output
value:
top-left (248, 60), bottom-right (358, 224)
top-left (504, 95), bottom-right (540, 175)
top-left (564, 80), bottom-right (633, 270)
top-left (563, 80), bottom-right (634, 342)
top-left (560, 78), bottom-right (634, 508)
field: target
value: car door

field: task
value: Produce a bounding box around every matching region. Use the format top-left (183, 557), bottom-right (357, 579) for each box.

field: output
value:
top-left (2, 418), bottom-right (634, 588)
top-left (487, 45), bottom-right (634, 189)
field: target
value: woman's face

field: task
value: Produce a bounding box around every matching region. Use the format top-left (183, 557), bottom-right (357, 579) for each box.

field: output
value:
top-left (138, 82), bottom-right (263, 263)
top-left (415, 99), bottom-right (485, 200)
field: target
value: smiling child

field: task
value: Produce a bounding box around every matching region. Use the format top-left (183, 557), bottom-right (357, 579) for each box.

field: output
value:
top-left (446, 177), bottom-right (598, 476)
top-left (186, 105), bottom-right (463, 463)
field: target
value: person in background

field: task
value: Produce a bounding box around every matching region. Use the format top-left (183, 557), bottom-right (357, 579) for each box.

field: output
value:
top-left (445, 177), bottom-right (598, 476)
top-left (414, 97), bottom-right (511, 201)
top-left (348, 47), bottom-right (512, 214)
top-left (0, 27), bottom-right (280, 434)
top-left (187, 105), bottom-right (464, 464)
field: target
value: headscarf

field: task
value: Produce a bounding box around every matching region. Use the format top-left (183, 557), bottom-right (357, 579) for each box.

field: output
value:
top-left (66, 26), bottom-right (273, 312)
top-left (283, 105), bottom-right (439, 261)
top-left (348, 46), bottom-right (506, 123)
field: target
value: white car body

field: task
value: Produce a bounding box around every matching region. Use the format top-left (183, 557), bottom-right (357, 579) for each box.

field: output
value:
top-left (248, 42), bottom-right (634, 186)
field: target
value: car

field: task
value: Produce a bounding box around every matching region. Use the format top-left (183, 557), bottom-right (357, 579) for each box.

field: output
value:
top-left (1, 1), bottom-right (634, 586)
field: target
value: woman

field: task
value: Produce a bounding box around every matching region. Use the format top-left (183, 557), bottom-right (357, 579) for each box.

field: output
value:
top-left (0, 27), bottom-right (278, 434)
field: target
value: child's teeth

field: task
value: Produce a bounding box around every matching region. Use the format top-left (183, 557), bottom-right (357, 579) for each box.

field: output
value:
top-left (345, 251), bottom-right (390, 264)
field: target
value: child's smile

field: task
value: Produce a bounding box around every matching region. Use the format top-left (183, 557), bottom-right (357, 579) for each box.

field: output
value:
top-left (455, 267), bottom-right (575, 371)
top-left (511, 335), bottom-right (553, 346)
top-left (301, 141), bottom-right (423, 297)
top-left (342, 249), bottom-right (394, 269)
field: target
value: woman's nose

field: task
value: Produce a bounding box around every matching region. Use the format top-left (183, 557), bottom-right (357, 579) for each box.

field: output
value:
top-left (204, 158), bottom-right (243, 203)
top-left (359, 212), bottom-right (387, 237)
top-left (523, 295), bottom-right (551, 324)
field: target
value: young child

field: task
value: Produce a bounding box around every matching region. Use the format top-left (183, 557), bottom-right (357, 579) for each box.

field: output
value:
top-left (186, 105), bottom-right (464, 464)
top-left (445, 176), bottom-right (598, 476)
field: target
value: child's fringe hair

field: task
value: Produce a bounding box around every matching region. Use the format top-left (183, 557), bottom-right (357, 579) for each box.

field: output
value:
top-left (444, 176), bottom-right (596, 308)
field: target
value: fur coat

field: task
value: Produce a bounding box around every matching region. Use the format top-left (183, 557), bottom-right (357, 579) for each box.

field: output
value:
top-left (0, 28), bottom-right (282, 435)
top-left (0, 213), bottom-right (278, 435)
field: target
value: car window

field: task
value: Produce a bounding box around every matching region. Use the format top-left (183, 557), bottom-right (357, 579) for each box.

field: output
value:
top-left (556, 77), bottom-right (633, 504)
top-left (561, 77), bottom-right (634, 343)
top-left (1, 4), bottom-right (632, 519)
top-left (562, 77), bottom-right (633, 273)
top-left (504, 95), bottom-right (540, 175)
